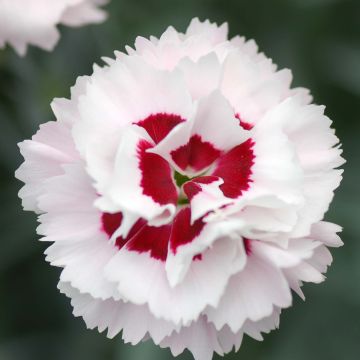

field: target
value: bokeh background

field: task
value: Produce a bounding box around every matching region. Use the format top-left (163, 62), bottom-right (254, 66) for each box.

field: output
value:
top-left (0, 0), bottom-right (359, 359)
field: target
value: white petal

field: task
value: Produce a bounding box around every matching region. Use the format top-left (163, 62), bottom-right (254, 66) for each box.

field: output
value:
top-left (15, 121), bottom-right (78, 213)
top-left (206, 251), bottom-right (292, 332)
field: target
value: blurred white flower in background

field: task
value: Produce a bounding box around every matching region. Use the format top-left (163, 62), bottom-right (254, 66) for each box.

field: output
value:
top-left (0, 0), bottom-right (109, 56)
top-left (15, 18), bottom-right (344, 360)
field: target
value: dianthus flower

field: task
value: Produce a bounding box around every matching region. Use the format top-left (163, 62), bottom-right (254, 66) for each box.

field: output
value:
top-left (16, 18), bottom-right (344, 360)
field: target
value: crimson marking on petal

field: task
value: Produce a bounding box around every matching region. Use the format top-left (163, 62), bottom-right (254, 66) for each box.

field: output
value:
top-left (102, 212), bottom-right (123, 238)
top-left (101, 212), bottom-right (146, 249)
top-left (212, 139), bottom-right (255, 198)
top-left (138, 140), bottom-right (178, 205)
top-left (170, 134), bottom-right (222, 172)
top-left (169, 207), bottom-right (205, 254)
top-left (183, 175), bottom-right (219, 200)
top-left (126, 224), bottom-right (172, 261)
top-left (244, 238), bottom-right (252, 256)
top-left (235, 113), bottom-right (253, 130)
top-left (136, 113), bottom-right (185, 144)
top-left (101, 212), bottom-right (170, 261)
top-left (193, 254), bottom-right (202, 261)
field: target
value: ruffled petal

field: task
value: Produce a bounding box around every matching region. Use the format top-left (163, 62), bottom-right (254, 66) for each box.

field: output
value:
top-left (15, 121), bottom-right (78, 213)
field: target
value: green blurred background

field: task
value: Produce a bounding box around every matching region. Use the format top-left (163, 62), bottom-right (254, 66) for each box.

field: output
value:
top-left (0, 0), bottom-right (359, 359)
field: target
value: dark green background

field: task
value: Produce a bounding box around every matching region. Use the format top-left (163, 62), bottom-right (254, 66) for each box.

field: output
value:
top-left (0, 0), bottom-right (359, 359)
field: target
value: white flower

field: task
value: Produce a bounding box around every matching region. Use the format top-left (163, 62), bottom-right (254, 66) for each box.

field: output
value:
top-left (0, 0), bottom-right (108, 56)
top-left (16, 18), bottom-right (344, 360)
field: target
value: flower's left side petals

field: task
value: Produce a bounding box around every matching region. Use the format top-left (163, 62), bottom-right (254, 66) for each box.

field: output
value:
top-left (15, 121), bottom-right (79, 213)
top-left (51, 75), bottom-right (90, 126)
top-left (38, 163), bottom-right (117, 300)
top-left (98, 127), bottom-right (177, 224)
top-left (58, 282), bottom-right (178, 344)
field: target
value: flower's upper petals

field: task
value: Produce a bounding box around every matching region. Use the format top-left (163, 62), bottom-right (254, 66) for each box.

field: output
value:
top-left (15, 121), bottom-right (79, 213)
top-left (132, 18), bottom-right (228, 70)
top-left (105, 235), bottom-right (246, 325)
top-left (151, 90), bottom-right (249, 175)
top-left (177, 53), bottom-right (222, 100)
top-left (206, 247), bottom-right (292, 332)
top-left (185, 18), bottom-right (228, 44)
top-left (0, 0), bottom-right (108, 56)
top-left (97, 126), bottom-right (177, 225)
top-left (221, 50), bottom-right (293, 125)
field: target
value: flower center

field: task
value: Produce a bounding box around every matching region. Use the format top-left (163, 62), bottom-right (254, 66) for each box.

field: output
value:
top-left (101, 112), bottom-right (256, 262)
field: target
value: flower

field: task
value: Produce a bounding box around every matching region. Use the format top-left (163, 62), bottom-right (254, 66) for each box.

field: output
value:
top-left (0, 0), bottom-right (109, 56)
top-left (16, 18), bottom-right (344, 360)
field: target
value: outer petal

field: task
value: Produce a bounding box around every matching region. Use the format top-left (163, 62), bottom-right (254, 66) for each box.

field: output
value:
top-left (37, 163), bottom-right (117, 300)
top-left (105, 234), bottom-right (246, 325)
top-left (15, 121), bottom-right (78, 213)
top-left (58, 282), bottom-right (178, 344)
top-left (278, 98), bottom-right (345, 237)
top-left (205, 247), bottom-right (292, 333)
top-left (160, 316), bottom-right (223, 360)
top-left (131, 18), bottom-right (229, 70)
top-left (221, 50), bottom-right (293, 124)
top-left (166, 207), bottom-right (247, 287)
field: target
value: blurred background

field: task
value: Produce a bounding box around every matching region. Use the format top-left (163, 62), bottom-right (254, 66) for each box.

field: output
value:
top-left (0, 0), bottom-right (359, 359)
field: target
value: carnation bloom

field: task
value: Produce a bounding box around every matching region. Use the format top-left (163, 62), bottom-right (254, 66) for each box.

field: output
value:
top-left (0, 0), bottom-right (108, 56)
top-left (16, 18), bottom-right (344, 360)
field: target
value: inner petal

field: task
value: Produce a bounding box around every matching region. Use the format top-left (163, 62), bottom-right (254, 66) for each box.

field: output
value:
top-left (136, 113), bottom-right (185, 144)
top-left (170, 134), bottom-right (222, 173)
top-left (101, 212), bottom-right (170, 261)
top-left (212, 139), bottom-right (255, 198)
top-left (138, 139), bottom-right (178, 206)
